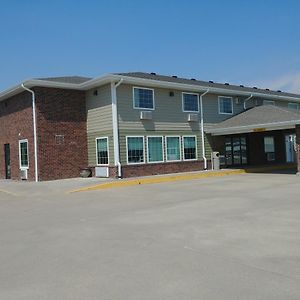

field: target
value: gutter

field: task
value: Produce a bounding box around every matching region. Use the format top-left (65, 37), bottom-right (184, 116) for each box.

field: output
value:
top-left (21, 84), bottom-right (39, 182)
top-left (111, 78), bottom-right (124, 178)
top-left (199, 89), bottom-right (210, 170)
top-left (243, 94), bottom-right (253, 110)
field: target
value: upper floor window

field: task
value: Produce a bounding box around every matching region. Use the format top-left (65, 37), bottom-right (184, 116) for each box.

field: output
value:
top-left (19, 139), bottom-right (29, 169)
top-left (263, 100), bottom-right (275, 106)
top-left (133, 87), bottom-right (154, 110)
top-left (288, 102), bottom-right (299, 110)
top-left (96, 137), bottom-right (109, 165)
top-left (218, 96), bottom-right (233, 114)
top-left (182, 93), bottom-right (199, 112)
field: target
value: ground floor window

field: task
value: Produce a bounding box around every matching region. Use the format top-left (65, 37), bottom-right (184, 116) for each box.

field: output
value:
top-left (147, 136), bottom-right (164, 163)
top-left (19, 139), bottom-right (29, 169)
top-left (224, 136), bottom-right (248, 166)
top-left (264, 136), bottom-right (275, 161)
top-left (96, 137), bottom-right (109, 165)
top-left (165, 136), bottom-right (181, 161)
top-left (127, 136), bottom-right (145, 164)
top-left (183, 136), bottom-right (197, 160)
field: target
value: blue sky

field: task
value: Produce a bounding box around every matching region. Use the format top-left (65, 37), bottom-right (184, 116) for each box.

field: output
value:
top-left (1, 0), bottom-right (300, 92)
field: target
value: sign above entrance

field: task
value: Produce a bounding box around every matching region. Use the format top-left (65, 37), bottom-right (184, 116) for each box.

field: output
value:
top-left (253, 128), bottom-right (266, 132)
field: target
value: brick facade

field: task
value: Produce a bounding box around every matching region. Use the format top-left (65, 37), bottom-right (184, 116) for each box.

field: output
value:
top-left (35, 87), bottom-right (88, 181)
top-left (0, 92), bottom-right (35, 180)
top-left (0, 87), bottom-right (88, 181)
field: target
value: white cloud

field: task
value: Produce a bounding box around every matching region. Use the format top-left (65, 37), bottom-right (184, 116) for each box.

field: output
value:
top-left (257, 73), bottom-right (300, 94)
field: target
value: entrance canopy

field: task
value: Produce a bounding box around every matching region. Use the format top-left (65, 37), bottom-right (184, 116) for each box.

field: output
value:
top-left (207, 105), bottom-right (300, 136)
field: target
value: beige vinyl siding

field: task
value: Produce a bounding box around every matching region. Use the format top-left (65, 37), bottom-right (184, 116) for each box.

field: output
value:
top-left (117, 84), bottom-right (201, 131)
top-left (87, 130), bottom-right (114, 166)
top-left (119, 129), bottom-right (212, 165)
top-left (86, 84), bottom-right (112, 132)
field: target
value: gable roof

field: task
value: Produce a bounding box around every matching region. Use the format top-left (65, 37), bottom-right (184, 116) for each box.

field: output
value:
top-left (36, 76), bottom-right (92, 84)
top-left (116, 72), bottom-right (300, 99)
top-left (207, 105), bottom-right (300, 135)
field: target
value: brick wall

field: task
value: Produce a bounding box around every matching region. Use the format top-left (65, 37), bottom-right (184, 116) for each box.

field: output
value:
top-left (0, 92), bottom-right (35, 180)
top-left (35, 87), bottom-right (88, 181)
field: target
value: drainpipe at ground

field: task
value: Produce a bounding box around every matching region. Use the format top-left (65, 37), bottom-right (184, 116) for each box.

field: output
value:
top-left (21, 84), bottom-right (39, 182)
top-left (199, 89), bottom-right (210, 170)
top-left (111, 79), bottom-right (123, 178)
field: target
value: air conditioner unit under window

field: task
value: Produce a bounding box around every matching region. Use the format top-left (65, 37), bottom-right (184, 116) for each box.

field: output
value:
top-left (140, 111), bottom-right (152, 120)
top-left (20, 169), bottom-right (28, 180)
top-left (187, 113), bottom-right (199, 122)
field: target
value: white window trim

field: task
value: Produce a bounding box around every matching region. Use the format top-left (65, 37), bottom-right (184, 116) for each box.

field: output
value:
top-left (146, 136), bottom-right (164, 164)
top-left (288, 102), bottom-right (299, 110)
top-left (182, 92), bottom-right (199, 113)
top-left (165, 136), bottom-right (182, 162)
top-left (19, 139), bottom-right (29, 170)
top-left (264, 136), bottom-right (275, 153)
top-left (218, 96), bottom-right (233, 115)
top-left (126, 136), bottom-right (146, 165)
top-left (263, 100), bottom-right (275, 106)
top-left (95, 137), bottom-right (109, 166)
top-left (182, 135), bottom-right (198, 161)
top-left (133, 87), bottom-right (155, 110)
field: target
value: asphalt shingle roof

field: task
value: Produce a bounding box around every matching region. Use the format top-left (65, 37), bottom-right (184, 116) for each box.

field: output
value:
top-left (211, 105), bottom-right (300, 130)
top-left (36, 76), bottom-right (92, 84)
top-left (116, 72), bottom-right (300, 98)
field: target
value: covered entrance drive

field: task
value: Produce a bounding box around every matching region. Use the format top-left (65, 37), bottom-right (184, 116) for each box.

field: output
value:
top-left (207, 105), bottom-right (300, 173)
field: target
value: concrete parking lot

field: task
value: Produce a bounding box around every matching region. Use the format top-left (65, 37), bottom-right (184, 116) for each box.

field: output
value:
top-left (0, 172), bottom-right (300, 300)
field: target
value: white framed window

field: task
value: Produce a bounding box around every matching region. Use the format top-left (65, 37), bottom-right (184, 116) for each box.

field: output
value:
top-left (263, 100), bottom-right (275, 106)
top-left (126, 136), bottom-right (145, 164)
top-left (133, 87), bottom-right (155, 110)
top-left (264, 136), bottom-right (275, 153)
top-left (182, 92), bottom-right (199, 112)
top-left (147, 136), bottom-right (164, 163)
top-left (165, 136), bottom-right (181, 161)
top-left (96, 137), bottom-right (109, 165)
top-left (218, 96), bottom-right (233, 114)
top-left (19, 139), bottom-right (29, 169)
top-left (288, 102), bottom-right (299, 110)
top-left (183, 136), bottom-right (197, 160)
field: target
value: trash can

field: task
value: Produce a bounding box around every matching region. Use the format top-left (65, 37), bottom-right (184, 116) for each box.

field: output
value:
top-left (211, 152), bottom-right (220, 170)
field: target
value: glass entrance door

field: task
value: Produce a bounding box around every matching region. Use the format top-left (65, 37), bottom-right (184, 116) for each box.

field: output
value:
top-left (224, 137), bottom-right (248, 167)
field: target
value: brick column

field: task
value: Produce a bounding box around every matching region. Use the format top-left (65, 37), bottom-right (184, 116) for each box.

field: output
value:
top-left (296, 125), bottom-right (300, 174)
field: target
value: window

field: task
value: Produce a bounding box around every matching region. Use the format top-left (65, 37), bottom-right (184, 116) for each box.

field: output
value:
top-left (19, 140), bottom-right (29, 169)
top-left (133, 87), bottom-right (154, 110)
top-left (263, 100), bottom-right (275, 106)
top-left (166, 136), bottom-right (181, 161)
top-left (96, 137), bottom-right (109, 165)
top-left (182, 93), bottom-right (199, 112)
top-left (183, 136), bottom-right (197, 160)
top-left (147, 136), bottom-right (164, 163)
top-left (218, 96), bottom-right (233, 114)
top-left (127, 136), bottom-right (145, 164)
top-left (264, 136), bottom-right (275, 161)
top-left (288, 102), bottom-right (299, 110)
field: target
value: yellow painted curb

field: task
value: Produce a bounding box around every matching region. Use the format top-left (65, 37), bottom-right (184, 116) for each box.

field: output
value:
top-left (68, 169), bottom-right (246, 193)
top-left (67, 163), bottom-right (296, 194)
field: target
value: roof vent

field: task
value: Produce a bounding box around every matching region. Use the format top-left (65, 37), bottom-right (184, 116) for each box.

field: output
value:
top-left (277, 90), bottom-right (282, 92)
top-left (172, 75), bottom-right (178, 78)
top-left (150, 72), bottom-right (156, 75)
top-left (191, 78), bottom-right (196, 81)
top-left (209, 80), bottom-right (214, 83)
top-left (240, 85), bottom-right (244, 87)
top-left (253, 87), bottom-right (258, 89)
top-left (265, 88), bottom-right (270, 91)
top-left (224, 83), bottom-right (229, 85)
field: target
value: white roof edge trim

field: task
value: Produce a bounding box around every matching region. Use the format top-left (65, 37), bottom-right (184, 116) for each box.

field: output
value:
top-left (206, 119), bottom-right (300, 135)
top-left (2, 73), bottom-right (300, 102)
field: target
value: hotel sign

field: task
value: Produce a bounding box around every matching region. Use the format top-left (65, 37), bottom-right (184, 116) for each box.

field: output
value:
top-left (253, 128), bottom-right (266, 132)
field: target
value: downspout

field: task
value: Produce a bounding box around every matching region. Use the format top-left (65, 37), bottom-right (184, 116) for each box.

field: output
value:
top-left (111, 78), bottom-right (123, 178)
top-left (21, 84), bottom-right (38, 182)
top-left (200, 89), bottom-right (210, 170)
top-left (243, 94), bottom-right (253, 110)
